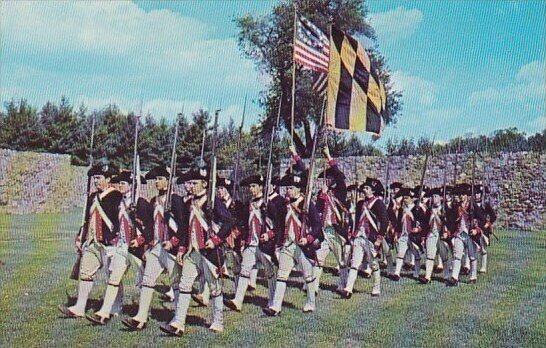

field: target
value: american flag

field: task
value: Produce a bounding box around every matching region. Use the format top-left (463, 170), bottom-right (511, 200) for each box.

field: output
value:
top-left (294, 15), bottom-right (329, 95)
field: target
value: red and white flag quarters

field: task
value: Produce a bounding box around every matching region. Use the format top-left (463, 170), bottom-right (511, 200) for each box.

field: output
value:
top-left (293, 14), bottom-right (329, 96)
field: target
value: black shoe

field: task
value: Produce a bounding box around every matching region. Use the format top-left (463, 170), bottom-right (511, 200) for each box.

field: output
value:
top-left (446, 278), bottom-right (459, 287)
top-left (248, 284), bottom-right (256, 292)
top-left (360, 271), bottom-right (371, 279)
top-left (433, 266), bottom-right (444, 274)
top-left (390, 274), bottom-right (401, 282)
top-left (403, 263), bottom-right (414, 271)
top-left (341, 290), bottom-right (352, 299)
top-left (224, 299), bottom-right (241, 312)
top-left (262, 307), bottom-right (279, 317)
top-left (58, 305), bottom-right (83, 318)
top-left (191, 294), bottom-right (209, 307)
top-left (160, 324), bottom-right (184, 337)
top-left (419, 275), bottom-right (430, 284)
top-left (121, 318), bottom-right (146, 331)
top-left (461, 267), bottom-right (470, 275)
top-left (159, 293), bottom-right (175, 302)
top-left (379, 261), bottom-right (388, 269)
top-left (468, 278), bottom-right (477, 284)
top-left (86, 312), bottom-right (110, 325)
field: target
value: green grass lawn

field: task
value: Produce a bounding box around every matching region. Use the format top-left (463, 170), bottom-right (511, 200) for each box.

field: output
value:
top-left (0, 211), bottom-right (545, 347)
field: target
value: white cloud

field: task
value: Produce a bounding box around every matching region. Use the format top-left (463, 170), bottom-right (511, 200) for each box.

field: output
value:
top-left (370, 7), bottom-right (424, 43)
top-left (391, 70), bottom-right (437, 107)
top-left (2, 2), bottom-right (207, 57)
top-left (1, 1), bottom-right (266, 125)
top-left (469, 59), bottom-right (546, 106)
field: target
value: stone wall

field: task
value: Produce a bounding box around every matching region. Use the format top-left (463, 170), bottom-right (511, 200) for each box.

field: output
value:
top-left (1, 149), bottom-right (544, 230)
top-left (281, 151), bottom-right (545, 231)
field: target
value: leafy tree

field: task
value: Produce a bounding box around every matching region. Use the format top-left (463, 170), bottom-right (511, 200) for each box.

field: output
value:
top-left (236, 0), bottom-right (402, 156)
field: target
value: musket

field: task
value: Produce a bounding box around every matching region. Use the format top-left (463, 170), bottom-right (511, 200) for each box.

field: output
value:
top-left (470, 152), bottom-right (476, 232)
top-left (442, 152), bottom-right (448, 209)
top-left (453, 137), bottom-right (461, 185)
top-left (204, 108), bottom-right (222, 270)
top-left (384, 156), bottom-right (390, 202)
top-left (481, 141), bottom-right (499, 241)
top-left (261, 92), bottom-right (283, 239)
top-left (232, 95), bottom-right (247, 201)
top-left (207, 108), bottom-right (221, 212)
top-left (263, 92), bottom-right (282, 208)
top-left (165, 114), bottom-right (181, 213)
top-left (199, 126), bottom-right (207, 168)
top-left (299, 97), bottom-right (327, 243)
top-left (70, 114), bottom-right (96, 280)
top-left (417, 135), bottom-right (436, 200)
top-left (351, 155), bottom-right (358, 235)
top-left (131, 104), bottom-right (142, 206)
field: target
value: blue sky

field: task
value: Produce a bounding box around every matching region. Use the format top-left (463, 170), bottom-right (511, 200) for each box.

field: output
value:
top-left (1, 0), bottom-right (544, 147)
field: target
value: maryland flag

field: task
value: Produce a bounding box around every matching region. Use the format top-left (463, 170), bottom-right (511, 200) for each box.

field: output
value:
top-left (326, 25), bottom-right (387, 135)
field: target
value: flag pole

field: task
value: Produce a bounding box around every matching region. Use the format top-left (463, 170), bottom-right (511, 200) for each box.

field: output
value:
top-left (290, 3), bottom-right (297, 149)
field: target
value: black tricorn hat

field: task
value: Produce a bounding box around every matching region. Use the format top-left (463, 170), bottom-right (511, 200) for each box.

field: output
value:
top-left (425, 187), bottom-right (443, 198)
top-left (389, 182), bottom-right (404, 190)
top-left (144, 166), bottom-right (170, 180)
top-left (453, 183), bottom-right (472, 195)
top-left (111, 169), bottom-right (145, 184)
top-left (475, 184), bottom-right (490, 194)
top-left (87, 163), bottom-right (116, 178)
top-left (278, 173), bottom-right (307, 189)
top-left (182, 166), bottom-right (209, 182)
top-left (359, 177), bottom-right (384, 196)
top-left (395, 187), bottom-right (414, 199)
top-left (318, 167), bottom-right (345, 180)
top-left (347, 182), bottom-right (361, 192)
top-left (175, 168), bottom-right (192, 184)
top-left (443, 185), bottom-right (454, 196)
top-left (240, 174), bottom-right (265, 187)
top-left (217, 177), bottom-right (234, 190)
top-left (413, 185), bottom-right (430, 197)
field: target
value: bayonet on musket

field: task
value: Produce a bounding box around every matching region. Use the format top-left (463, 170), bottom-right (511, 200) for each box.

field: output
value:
top-left (70, 114), bottom-right (96, 280)
top-left (232, 95), bottom-right (247, 201)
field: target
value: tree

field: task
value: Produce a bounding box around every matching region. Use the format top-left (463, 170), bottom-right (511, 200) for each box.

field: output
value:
top-left (0, 99), bottom-right (44, 151)
top-left (39, 96), bottom-right (81, 155)
top-left (236, 0), bottom-right (402, 156)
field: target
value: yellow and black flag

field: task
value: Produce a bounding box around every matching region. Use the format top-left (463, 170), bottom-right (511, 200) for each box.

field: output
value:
top-left (326, 25), bottom-right (387, 135)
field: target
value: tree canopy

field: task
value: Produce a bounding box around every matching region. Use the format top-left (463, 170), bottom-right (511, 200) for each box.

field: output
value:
top-left (236, 0), bottom-right (403, 156)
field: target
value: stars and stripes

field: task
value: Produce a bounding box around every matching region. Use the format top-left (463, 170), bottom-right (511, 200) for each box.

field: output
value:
top-left (294, 14), bottom-right (329, 95)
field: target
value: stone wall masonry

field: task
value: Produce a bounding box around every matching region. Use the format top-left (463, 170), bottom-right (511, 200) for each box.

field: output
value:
top-left (1, 149), bottom-right (544, 230)
top-left (281, 151), bottom-right (545, 231)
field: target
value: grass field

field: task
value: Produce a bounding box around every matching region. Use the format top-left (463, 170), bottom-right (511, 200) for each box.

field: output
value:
top-left (0, 211), bottom-right (545, 347)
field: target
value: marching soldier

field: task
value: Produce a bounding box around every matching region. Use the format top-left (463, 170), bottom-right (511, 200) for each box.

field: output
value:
top-left (160, 166), bottom-right (237, 336)
top-left (411, 185), bottom-right (430, 277)
top-left (59, 164), bottom-right (122, 318)
top-left (262, 154), bottom-right (322, 316)
top-left (382, 182), bottom-right (403, 273)
top-left (447, 183), bottom-right (483, 286)
top-left (226, 174), bottom-right (285, 311)
top-left (217, 177), bottom-right (246, 282)
top-left (340, 178), bottom-right (388, 297)
top-left (316, 145), bottom-right (350, 295)
top-left (86, 169), bottom-right (149, 325)
top-left (419, 187), bottom-right (449, 284)
top-left (121, 165), bottom-right (186, 330)
top-left (475, 184), bottom-right (497, 273)
top-left (439, 185), bottom-right (457, 281)
top-left (390, 187), bottom-right (422, 281)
